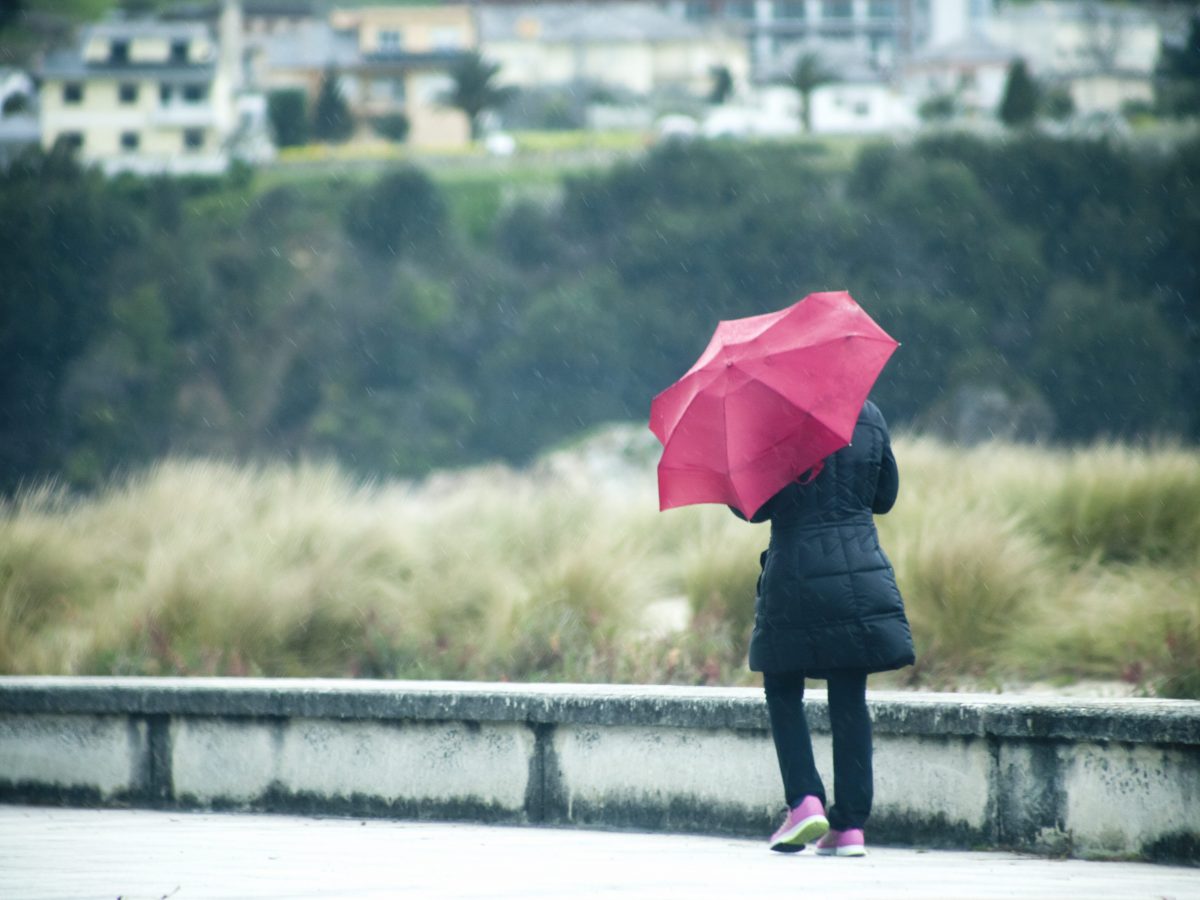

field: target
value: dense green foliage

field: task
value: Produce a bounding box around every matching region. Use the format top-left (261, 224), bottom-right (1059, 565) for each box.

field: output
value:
top-left (313, 70), bottom-right (354, 143)
top-left (443, 52), bottom-right (516, 140)
top-left (1157, 14), bottom-right (1200, 117)
top-left (267, 89), bottom-right (310, 148)
top-left (999, 60), bottom-right (1039, 127)
top-left (0, 133), bottom-right (1197, 492)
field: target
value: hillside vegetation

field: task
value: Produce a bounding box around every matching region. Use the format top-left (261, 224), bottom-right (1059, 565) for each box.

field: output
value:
top-left (2, 133), bottom-right (1197, 494)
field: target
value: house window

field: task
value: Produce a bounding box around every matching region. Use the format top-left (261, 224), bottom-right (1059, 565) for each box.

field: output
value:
top-left (822, 0), bottom-right (853, 19)
top-left (431, 27), bottom-right (463, 50)
top-left (170, 40), bottom-right (189, 64)
top-left (183, 128), bottom-right (205, 150)
top-left (56, 131), bottom-right (84, 151)
top-left (119, 83), bottom-right (138, 104)
top-left (369, 77), bottom-right (405, 102)
top-left (775, 1), bottom-right (806, 20)
top-left (182, 84), bottom-right (208, 103)
top-left (63, 82), bottom-right (84, 104)
top-left (120, 131), bottom-right (140, 150)
top-left (868, 0), bottom-right (895, 17)
top-left (110, 40), bottom-right (129, 64)
top-left (378, 29), bottom-right (402, 53)
top-left (160, 84), bottom-right (173, 103)
top-left (724, 0), bottom-right (756, 20)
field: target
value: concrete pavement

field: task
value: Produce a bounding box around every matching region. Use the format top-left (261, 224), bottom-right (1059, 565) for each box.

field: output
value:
top-left (0, 805), bottom-right (1196, 900)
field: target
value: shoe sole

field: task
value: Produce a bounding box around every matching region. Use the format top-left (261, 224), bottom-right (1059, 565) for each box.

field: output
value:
top-left (816, 845), bottom-right (867, 857)
top-left (768, 814), bottom-right (829, 851)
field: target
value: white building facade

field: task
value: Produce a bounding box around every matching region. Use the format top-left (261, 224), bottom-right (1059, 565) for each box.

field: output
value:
top-left (38, 6), bottom-right (245, 174)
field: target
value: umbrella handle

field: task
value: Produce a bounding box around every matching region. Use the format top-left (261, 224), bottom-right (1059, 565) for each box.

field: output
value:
top-left (798, 459), bottom-right (825, 485)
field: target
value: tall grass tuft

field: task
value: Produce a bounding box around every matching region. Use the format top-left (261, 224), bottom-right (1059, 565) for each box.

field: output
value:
top-left (2, 434), bottom-right (1198, 696)
top-left (1004, 443), bottom-right (1200, 566)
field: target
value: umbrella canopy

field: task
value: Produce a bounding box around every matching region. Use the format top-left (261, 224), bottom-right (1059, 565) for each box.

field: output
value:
top-left (649, 290), bottom-right (898, 518)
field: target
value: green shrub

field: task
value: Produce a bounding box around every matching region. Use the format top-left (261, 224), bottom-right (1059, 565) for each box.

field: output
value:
top-left (267, 89), bottom-right (309, 148)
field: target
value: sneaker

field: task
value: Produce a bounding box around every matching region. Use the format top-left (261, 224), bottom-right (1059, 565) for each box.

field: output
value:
top-left (815, 827), bottom-right (866, 857)
top-left (767, 795), bottom-right (829, 852)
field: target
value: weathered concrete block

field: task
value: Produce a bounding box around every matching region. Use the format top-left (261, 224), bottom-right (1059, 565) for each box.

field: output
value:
top-left (172, 716), bottom-right (535, 821)
top-left (0, 713), bottom-right (142, 802)
top-left (172, 717), bottom-right (278, 804)
top-left (874, 734), bottom-right (992, 835)
top-left (274, 719), bottom-right (533, 815)
top-left (1064, 742), bottom-right (1200, 859)
top-left (550, 724), bottom-right (781, 833)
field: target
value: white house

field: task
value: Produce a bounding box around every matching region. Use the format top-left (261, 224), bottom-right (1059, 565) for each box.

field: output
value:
top-left (987, 1), bottom-right (1161, 77)
top-left (985, 0), bottom-right (1161, 114)
top-left (901, 34), bottom-right (1011, 117)
top-left (810, 76), bottom-right (919, 133)
top-left (37, 4), bottom-right (246, 174)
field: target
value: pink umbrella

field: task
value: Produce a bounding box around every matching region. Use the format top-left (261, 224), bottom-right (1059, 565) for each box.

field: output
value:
top-left (649, 290), bottom-right (898, 518)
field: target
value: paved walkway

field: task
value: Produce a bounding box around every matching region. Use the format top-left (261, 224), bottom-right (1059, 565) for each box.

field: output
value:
top-left (0, 805), bottom-right (1196, 900)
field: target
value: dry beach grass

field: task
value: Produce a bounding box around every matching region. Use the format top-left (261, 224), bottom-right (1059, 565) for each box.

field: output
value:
top-left (1, 432), bottom-right (1198, 697)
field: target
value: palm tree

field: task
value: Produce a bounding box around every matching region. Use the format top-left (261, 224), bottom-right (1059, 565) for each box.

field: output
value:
top-left (788, 52), bottom-right (836, 133)
top-left (443, 53), bottom-right (515, 140)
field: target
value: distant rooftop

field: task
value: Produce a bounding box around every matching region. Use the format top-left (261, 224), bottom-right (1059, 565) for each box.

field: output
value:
top-left (39, 50), bottom-right (216, 81)
top-left (162, 1), bottom-right (320, 20)
top-left (84, 20), bottom-right (212, 41)
top-left (907, 35), bottom-right (1013, 67)
top-left (252, 21), bottom-right (359, 70)
top-left (479, 3), bottom-right (712, 43)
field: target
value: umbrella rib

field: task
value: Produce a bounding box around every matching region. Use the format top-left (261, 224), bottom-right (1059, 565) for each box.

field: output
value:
top-left (724, 362), bottom-right (858, 444)
top-left (743, 331), bottom-right (897, 361)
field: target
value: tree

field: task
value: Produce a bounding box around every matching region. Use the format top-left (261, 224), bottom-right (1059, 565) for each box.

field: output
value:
top-left (267, 89), bottom-right (309, 147)
top-left (708, 65), bottom-right (734, 104)
top-left (998, 59), bottom-right (1039, 127)
top-left (442, 52), bottom-right (514, 140)
top-left (343, 167), bottom-right (448, 258)
top-left (312, 69), bottom-right (354, 143)
top-left (787, 52), bottom-right (836, 133)
top-left (1157, 14), bottom-right (1200, 117)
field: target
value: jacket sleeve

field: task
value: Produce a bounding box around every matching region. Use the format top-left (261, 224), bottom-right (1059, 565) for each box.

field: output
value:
top-left (873, 433), bottom-right (899, 514)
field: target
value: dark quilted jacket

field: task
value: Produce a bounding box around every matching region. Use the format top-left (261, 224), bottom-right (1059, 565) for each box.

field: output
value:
top-left (734, 400), bottom-right (915, 675)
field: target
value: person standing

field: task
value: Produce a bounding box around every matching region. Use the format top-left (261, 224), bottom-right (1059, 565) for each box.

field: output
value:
top-left (732, 399), bottom-right (914, 856)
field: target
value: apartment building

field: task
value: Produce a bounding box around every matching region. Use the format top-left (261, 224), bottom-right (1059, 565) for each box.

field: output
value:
top-left (38, 5), bottom-right (244, 174)
top-left (658, 0), bottom-right (994, 80)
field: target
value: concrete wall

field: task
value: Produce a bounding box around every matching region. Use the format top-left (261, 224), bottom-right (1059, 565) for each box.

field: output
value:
top-left (0, 678), bottom-right (1196, 864)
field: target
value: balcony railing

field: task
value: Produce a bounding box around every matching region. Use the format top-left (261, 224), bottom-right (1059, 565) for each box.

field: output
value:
top-left (150, 103), bottom-right (217, 127)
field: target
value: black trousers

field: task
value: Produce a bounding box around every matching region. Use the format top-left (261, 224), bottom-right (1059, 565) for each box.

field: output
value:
top-left (762, 668), bottom-right (872, 831)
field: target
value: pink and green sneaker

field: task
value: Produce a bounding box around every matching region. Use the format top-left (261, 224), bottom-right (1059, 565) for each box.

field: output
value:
top-left (815, 827), bottom-right (866, 857)
top-left (767, 795), bottom-right (829, 852)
